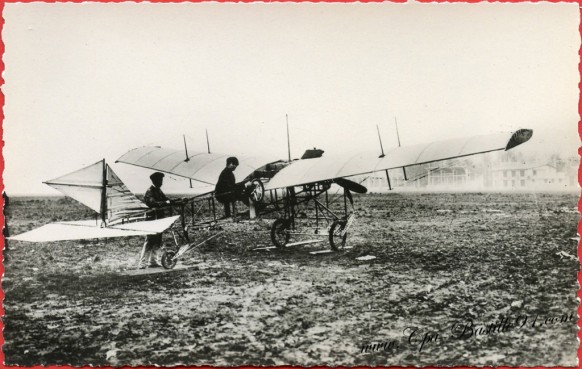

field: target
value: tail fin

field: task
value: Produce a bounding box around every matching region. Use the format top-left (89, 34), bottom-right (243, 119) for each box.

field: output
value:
top-left (45, 160), bottom-right (148, 224)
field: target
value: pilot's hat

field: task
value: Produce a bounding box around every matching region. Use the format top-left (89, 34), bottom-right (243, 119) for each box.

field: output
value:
top-left (150, 172), bottom-right (165, 181)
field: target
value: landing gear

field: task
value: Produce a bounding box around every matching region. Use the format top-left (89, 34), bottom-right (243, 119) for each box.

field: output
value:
top-left (329, 219), bottom-right (347, 251)
top-left (270, 219), bottom-right (290, 248)
top-left (161, 250), bottom-right (178, 269)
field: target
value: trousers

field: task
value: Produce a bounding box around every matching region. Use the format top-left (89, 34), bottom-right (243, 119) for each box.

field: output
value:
top-left (139, 233), bottom-right (163, 268)
top-left (216, 192), bottom-right (250, 217)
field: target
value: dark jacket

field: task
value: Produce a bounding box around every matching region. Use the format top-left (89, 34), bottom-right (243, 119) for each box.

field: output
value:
top-left (144, 185), bottom-right (168, 219)
top-left (215, 168), bottom-right (236, 200)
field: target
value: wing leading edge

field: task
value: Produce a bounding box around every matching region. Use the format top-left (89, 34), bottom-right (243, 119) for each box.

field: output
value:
top-left (265, 129), bottom-right (533, 190)
top-left (116, 147), bottom-right (276, 185)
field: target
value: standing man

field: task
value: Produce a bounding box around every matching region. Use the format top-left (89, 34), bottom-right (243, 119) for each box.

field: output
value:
top-left (215, 157), bottom-right (249, 218)
top-left (139, 172), bottom-right (171, 269)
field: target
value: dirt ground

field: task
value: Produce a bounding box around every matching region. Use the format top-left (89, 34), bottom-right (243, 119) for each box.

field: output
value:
top-left (2, 192), bottom-right (579, 367)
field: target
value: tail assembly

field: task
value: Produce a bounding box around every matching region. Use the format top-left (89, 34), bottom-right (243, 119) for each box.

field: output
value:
top-left (44, 159), bottom-right (149, 225)
top-left (11, 160), bottom-right (179, 242)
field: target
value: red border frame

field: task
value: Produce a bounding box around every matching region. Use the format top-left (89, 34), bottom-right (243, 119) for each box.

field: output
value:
top-left (0, 2), bottom-right (579, 369)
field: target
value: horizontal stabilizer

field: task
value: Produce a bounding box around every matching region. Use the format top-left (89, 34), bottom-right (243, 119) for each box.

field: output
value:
top-left (9, 223), bottom-right (150, 242)
top-left (111, 216), bottom-right (180, 233)
top-left (9, 216), bottom-right (180, 243)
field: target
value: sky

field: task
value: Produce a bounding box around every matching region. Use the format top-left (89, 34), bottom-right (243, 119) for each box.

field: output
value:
top-left (2, 2), bottom-right (580, 195)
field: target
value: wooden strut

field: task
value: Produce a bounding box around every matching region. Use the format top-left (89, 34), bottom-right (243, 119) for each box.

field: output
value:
top-left (179, 196), bottom-right (219, 226)
top-left (377, 125), bottom-right (392, 190)
top-left (183, 134), bottom-right (193, 188)
top-left (281, 185), bottom-right (341, 227)
top-left (314, 187), bottom-right (319, 230)
top-left (394, 118), bottom-right (407, 181)
top-left (100, 159), bottom-right (108, 226)
top-left (286, 114), bottom-right (291, 162)
top-left (394, 117), bottom-right (401, 147)
top-left (276, 185), bottom-right (351, 249)
top-left (183, 135), bottom-right (190, 161)
top-left (176, 231), bottom-right (225, 259)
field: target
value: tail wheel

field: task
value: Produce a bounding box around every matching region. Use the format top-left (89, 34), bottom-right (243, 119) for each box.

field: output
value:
top-left (250, 179), bottom-right (265, 203)
top-left (329, 220), bottom-right (347, 251)
top-left (161, 250), bottom-right (178, 269)
top-left (270, 219), bottom-right (290, 248)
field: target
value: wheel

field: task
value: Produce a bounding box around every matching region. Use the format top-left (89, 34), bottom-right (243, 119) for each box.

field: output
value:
top-left (161, 250), bottom-right (178, 269)
top-left (250, 179), bottom-right (265, 203)
top-left (329, 220), bottom-right (347, 251)
top-left (270, 219), bottom-right (290, 248)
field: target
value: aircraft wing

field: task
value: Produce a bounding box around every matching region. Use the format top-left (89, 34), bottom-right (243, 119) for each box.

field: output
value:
top-left (9, 216), bottom-right (180, 243)
top-left (265, 129), bottom-right (533, 190)
top-left (116, 147), bottom-right (275, 185)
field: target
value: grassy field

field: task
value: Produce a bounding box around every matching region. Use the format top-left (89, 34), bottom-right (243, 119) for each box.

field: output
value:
top-left (2, 192), bottom-right (579, 366)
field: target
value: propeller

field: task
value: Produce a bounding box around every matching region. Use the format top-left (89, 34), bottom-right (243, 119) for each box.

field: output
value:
top-left (333, 178), bottom-right (368, 194)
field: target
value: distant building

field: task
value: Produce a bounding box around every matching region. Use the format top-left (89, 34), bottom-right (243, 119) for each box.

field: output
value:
top-left (353, 158), bottom-right (578, 192)
top-left (485, 162), bottom-right (577, 191)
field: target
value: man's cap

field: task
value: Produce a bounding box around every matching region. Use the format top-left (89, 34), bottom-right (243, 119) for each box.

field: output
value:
top-left (226, 157), bottom-right (239, 166)
top-left (150, 172), bottom-right (165, 181)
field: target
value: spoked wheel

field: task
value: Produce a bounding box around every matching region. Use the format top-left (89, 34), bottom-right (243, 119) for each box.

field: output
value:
top-left (161, 250), bottom-right (178, 269)
top-left (270, 219), bottom-right (291, 248)
top-left (250, 179), bottom-right (265, 203)
top-left (329, 220), bottom-right (348, 251)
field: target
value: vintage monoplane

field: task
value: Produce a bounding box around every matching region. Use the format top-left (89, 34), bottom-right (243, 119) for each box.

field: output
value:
top-left (10, 128), bottom-right (533, 269)
top-left (115, 128), bottom-right (533, 264)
